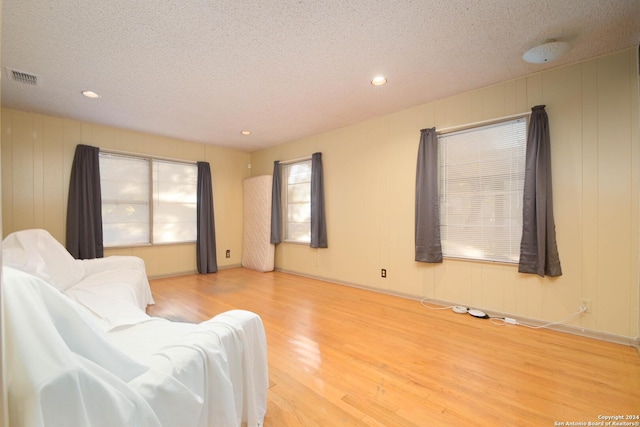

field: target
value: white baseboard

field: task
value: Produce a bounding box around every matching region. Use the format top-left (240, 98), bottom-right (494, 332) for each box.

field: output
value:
top-left (149, 263), bottom-right (242, 279)
top-left (275, 268), bottom-right (640, 349)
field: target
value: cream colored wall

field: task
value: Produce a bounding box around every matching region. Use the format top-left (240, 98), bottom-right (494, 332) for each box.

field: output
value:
top-left (0, 0), bottom-right (7, 424)
top-left (0, 110), bottom-right (250, 277)
top-left (250, 48), bottom-right (640, 339)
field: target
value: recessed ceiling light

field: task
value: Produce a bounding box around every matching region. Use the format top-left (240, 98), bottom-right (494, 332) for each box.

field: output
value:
top-left (81, 90), bottom-right (100, 99)
top-left (240, 130), bottom-right (251, 136)
top-left (371, 76), bottom-right (387, 86)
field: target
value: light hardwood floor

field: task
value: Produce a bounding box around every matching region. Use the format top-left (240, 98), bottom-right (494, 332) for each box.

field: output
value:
top-left (147, 268), bottom-right (640, 426)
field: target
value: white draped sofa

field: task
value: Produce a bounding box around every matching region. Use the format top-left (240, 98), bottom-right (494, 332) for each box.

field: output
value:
top-left (2, 229), bottom-right (268, 427)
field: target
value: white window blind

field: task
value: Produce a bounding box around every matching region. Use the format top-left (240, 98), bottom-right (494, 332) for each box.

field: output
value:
top-left (99, 153), bottom-right (197, 247)
top-left (284, 160), bottom-right (312, 243)
top-left (152, 160), bottom-right (197, 244)
top-left (438, 117), bottom-right (527, 263)
top-left (100, 153), bottom-right (150, 246)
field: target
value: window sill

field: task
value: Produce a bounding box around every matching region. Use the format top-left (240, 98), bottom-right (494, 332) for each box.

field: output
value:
top-left (443, 255), bottom-right (518, 267)
top-left (105, 241), bottom-right (196, 250)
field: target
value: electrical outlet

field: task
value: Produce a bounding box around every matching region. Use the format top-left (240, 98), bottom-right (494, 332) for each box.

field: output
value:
top-left (580, 299), bottom-right (591, 312)
top-left (381, 269), bottom-right (387, 278)
top-left (225, 249), bottom-right (231, 258)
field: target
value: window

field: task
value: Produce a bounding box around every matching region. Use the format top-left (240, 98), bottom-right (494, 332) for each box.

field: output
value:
top-left (99, 153), bottom-right (197, 247)
top-left (152, 160), bottom-right (198, 244)
top-left (438, 117), bottom-right (527, 263)
top-left (283, 159), bottom-right (312, 243)
top-left (100, 154), bottom-right (150, 246)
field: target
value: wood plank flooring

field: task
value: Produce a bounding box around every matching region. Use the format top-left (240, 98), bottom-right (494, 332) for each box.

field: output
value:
top-left (147, 268), bottom-right (640, 426)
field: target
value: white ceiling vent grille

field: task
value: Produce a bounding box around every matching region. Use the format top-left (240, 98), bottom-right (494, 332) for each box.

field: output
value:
top-left (7, 68), bottom-right (39, 86)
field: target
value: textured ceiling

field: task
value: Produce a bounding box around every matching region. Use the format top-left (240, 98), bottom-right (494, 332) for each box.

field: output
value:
top-left (2, 1), bottom-right (639, 152)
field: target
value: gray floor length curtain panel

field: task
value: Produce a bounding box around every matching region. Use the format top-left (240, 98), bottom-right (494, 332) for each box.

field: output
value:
top-left (311, 152), bottom-right (328, 248)
top-left (518, 105), bottom-right (562, 277)
top-left (270, 160), bottom-right (282, 244)
top-left (414, 128), bottom-right (442, 262)
top-left (66, 144), bottom-right (104, 259)
top-left (197, 161), bottom-right (218, 274)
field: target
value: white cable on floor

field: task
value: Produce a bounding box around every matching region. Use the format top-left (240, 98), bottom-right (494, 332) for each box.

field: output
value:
top-left (514, 307), bottom-right (586, 329)
top-left (421, 298), bottom-right (587, 331)
top-left (419, 297), bottom-right (459, 310)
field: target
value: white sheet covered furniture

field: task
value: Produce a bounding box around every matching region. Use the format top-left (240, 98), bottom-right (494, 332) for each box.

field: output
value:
top-left (2, 228), bottom-right (154, 328)
top-left (2, 229), bottom-right (269, 427)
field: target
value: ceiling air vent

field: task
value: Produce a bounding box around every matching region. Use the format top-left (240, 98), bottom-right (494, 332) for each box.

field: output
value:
top-left (7, 68), bottom-right (39, 86)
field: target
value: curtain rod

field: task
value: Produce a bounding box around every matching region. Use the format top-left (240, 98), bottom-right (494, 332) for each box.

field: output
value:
top-left (279, 155), bottom-right (312, 165)
top-left (435, 111), bottom-right (531, 135)
top-left (100, 148), bottom-right (198, 165)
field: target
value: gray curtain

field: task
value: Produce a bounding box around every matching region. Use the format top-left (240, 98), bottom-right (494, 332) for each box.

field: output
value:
top-left (518, 105), bottom-right (562, 277)
top-left (197, 162), bottom-right (218, 274)
top-left (415, 128), bottom-right (442, 263)
top-left (66, 144), bottom-right (104, 259)
top-left (270, 161), bottom-right (282, 244)
top-left (310, 152), bottom-right (328, 248)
